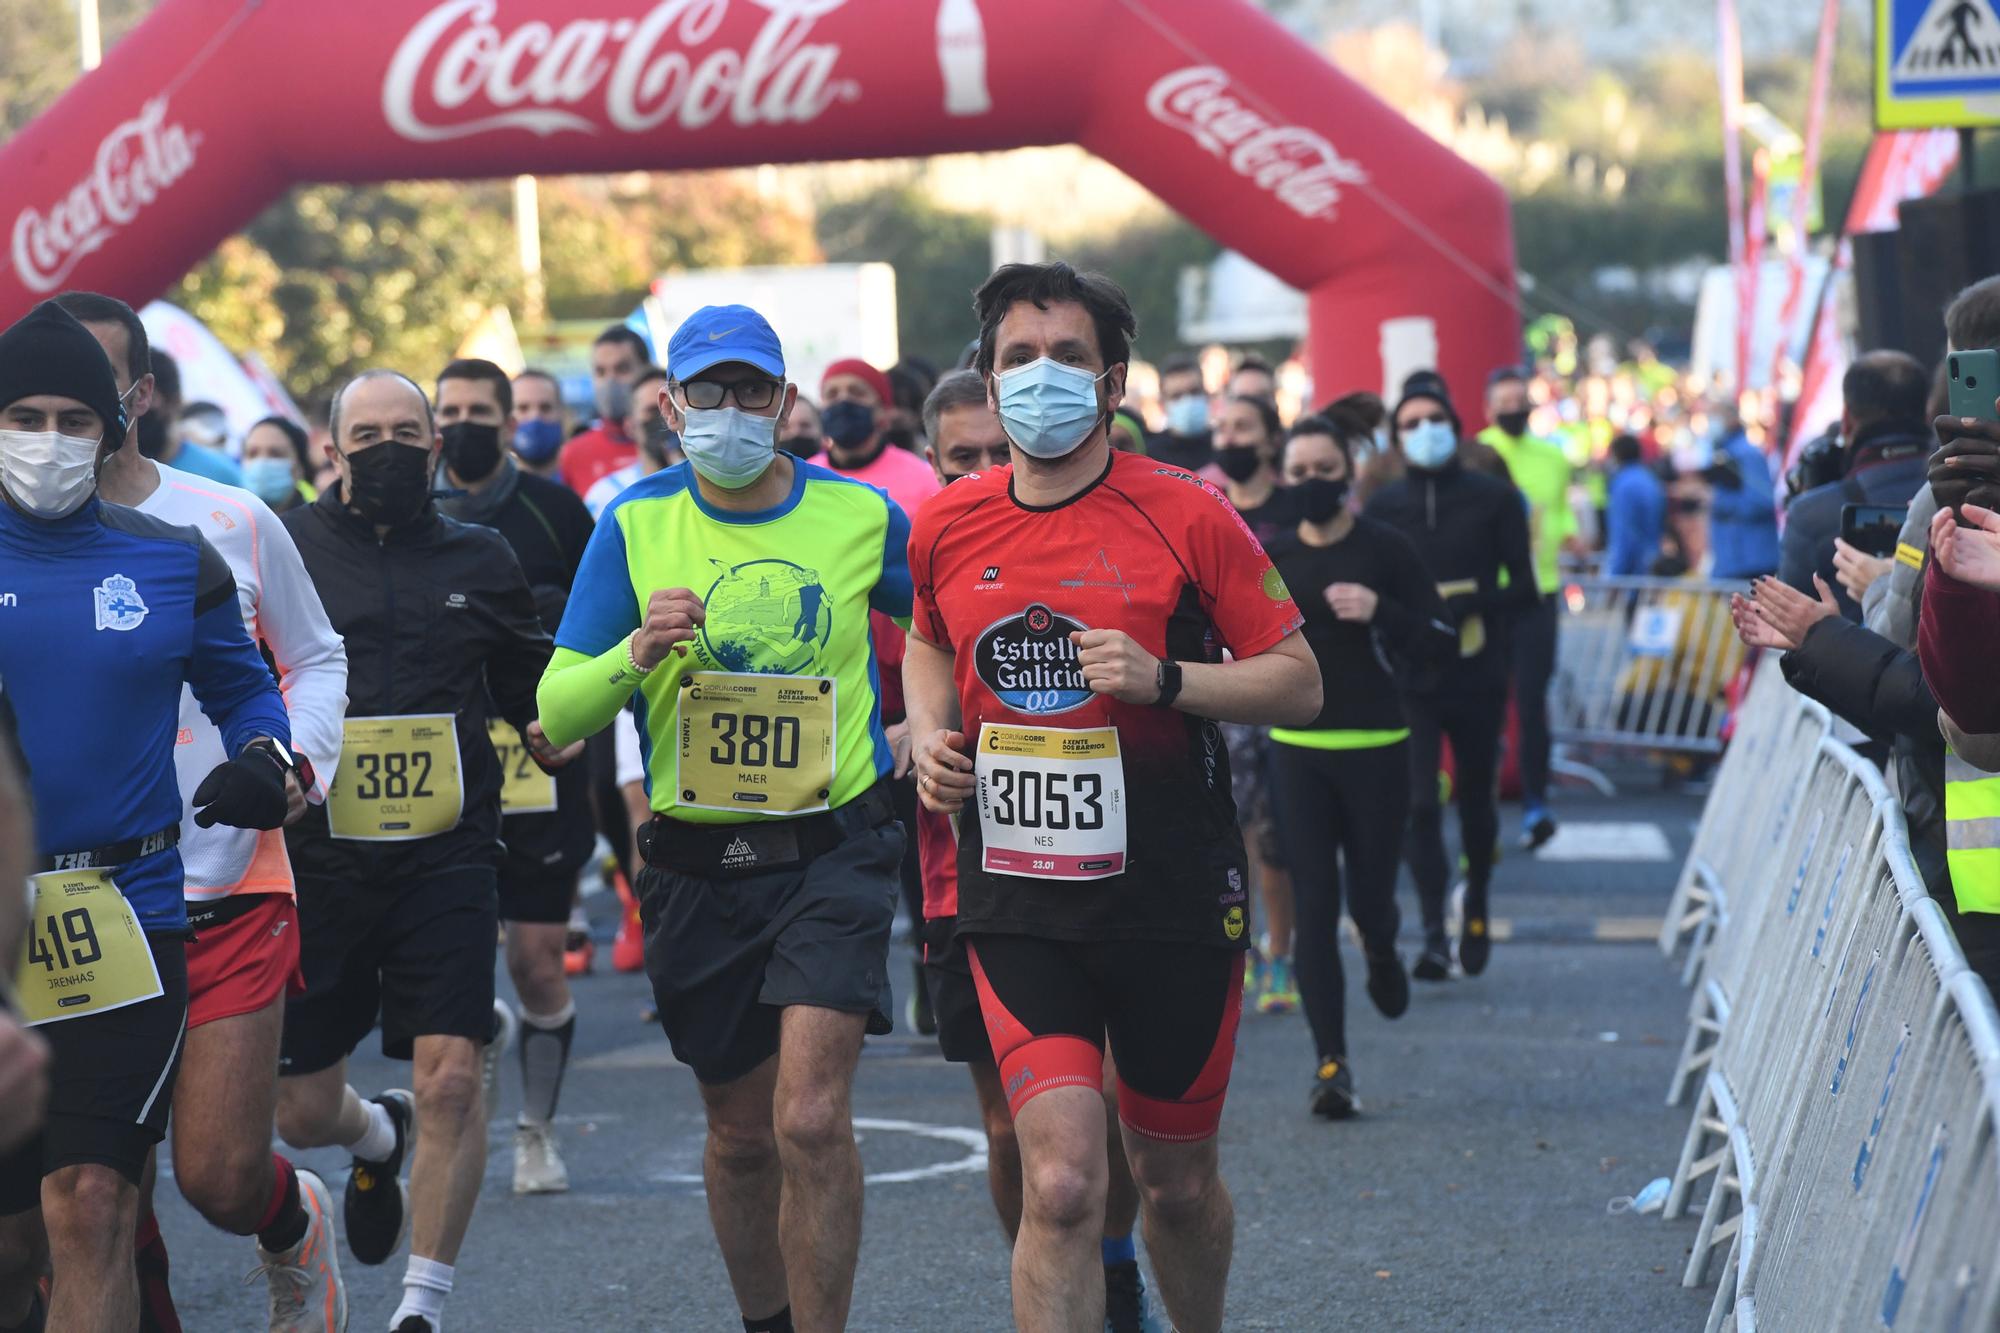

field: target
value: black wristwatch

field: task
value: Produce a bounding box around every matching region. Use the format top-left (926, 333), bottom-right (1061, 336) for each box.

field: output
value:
top-left (246, 736), bottom-right (310, 790)
top-left (1154, 659), bottom-right (1183, 709)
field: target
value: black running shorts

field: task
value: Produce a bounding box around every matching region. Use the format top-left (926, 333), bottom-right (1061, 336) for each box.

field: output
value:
top-left (921, 916), bottom-right (992, 1066)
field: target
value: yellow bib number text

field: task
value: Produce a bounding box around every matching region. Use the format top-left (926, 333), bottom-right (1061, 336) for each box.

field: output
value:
top-left (676, 673), bottom-right (837, 815)
top-left (16, 871), bottom-right (161, 1027)
top-left (488, 718), bottom-right (557, 815)
top-left (327, 714), bottom-right (463, 840)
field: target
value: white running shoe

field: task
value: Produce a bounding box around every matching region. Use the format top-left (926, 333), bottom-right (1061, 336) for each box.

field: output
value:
top-left (246, 1168), bottom-right (348, 1332)
top-left (513, 1117), bottom-right (570, 1195)
top-left (483, 999), bottom-right (517, 1108)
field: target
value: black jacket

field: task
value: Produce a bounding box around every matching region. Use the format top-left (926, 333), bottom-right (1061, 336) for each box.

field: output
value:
top-left (1778, 420), bottom-right (1931, 620)
top-left (282, 489), bottom-right (553, 880)
top-left (1781, 616), bottom-right (1944, 888)
top-left (1361, 459), bottom-right (1537, 690)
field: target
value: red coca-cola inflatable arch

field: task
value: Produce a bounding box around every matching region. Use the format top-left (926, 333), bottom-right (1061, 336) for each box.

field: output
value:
top-left (0, 0), bottom-right (1518, 409)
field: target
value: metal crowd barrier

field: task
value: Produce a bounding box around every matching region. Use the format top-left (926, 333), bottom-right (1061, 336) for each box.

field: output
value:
top-left (1656, 659), bottom-right (2000, 1331)
top-left (1553, 576), bottom-right (1745, 756)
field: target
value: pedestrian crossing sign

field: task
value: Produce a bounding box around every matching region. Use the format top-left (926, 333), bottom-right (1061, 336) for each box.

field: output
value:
top-left (1877, 0), bottom-right (2000, 128)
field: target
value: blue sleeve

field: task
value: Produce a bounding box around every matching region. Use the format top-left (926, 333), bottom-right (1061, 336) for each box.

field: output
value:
top-left (1711, 440), bottom-right (1774, 521)
top-left (1607, 478), bottom-right (1642, 576)
top-left (554, 506), bottom-right (640, 656)
top-left (869, 497), bottom-right (914, 619)
top-left (186, 537), bottom-right (291, 756)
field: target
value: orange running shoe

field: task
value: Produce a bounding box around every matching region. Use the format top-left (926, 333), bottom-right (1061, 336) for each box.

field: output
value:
top-left (612, 868), bottom-right (646, 973)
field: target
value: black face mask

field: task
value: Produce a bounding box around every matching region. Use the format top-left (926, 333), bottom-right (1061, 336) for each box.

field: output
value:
top-left (440, 421), bottom-right (503, 482)
top-left (641, 419), bottom-right (680, 467)
top-left (342, 442), bottom-right (433, 527)
top-left (1495, 410), bottom-right (1531, 437)
top-left (778, 434), bottom-right (821, 459)
top-left (1296, 476), bottom-right (1350, 525)
top-left (136, 411), bottom-right (169, 460)
top-left (821, 400), bottom-right (876, 449)
top-left (1215, 446), bottom-right (1264, 483)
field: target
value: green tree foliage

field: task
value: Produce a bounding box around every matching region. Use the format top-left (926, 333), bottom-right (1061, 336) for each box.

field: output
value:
top-left (817, 186), bottom-right (992, 367)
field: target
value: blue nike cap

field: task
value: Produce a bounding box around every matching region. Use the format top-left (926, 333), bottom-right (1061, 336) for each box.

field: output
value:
top-left (667, 305), bottom-right (786, 383)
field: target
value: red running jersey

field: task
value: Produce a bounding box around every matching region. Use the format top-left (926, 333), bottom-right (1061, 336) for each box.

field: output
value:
top-left (909, 451), bottom-right (1303, 946)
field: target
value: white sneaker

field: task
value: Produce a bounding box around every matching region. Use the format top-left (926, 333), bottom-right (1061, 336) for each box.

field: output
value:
top-left (513, 1117), bottom-right (570, 1194)
top-left (483, 999), bottom-right (517, 1108)
top-left (246, 1168), bottom-right (348, 1331)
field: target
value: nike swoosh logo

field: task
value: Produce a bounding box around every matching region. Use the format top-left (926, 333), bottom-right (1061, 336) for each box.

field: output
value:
top-left (707, 327), bottom-right (743, 341)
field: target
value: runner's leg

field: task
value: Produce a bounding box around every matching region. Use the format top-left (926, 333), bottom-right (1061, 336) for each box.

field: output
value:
top-left (1512, 595), bottom-right (1558, 814)
top-left (42, 1165), bottom-right (139, 1330)
top-left (1118, 1133), bottom-right (1231, 1333)
top-left (966, 1062), bottom-right (1023, 1242)
top-left (695, 1056), bottom-right (788, 1321)
top-left (1273, 745), bottom-right (1350, 1061)
top-left (405, 1033), bottom-right (485, 1264)
top-left (170, 999), bottom-right (286, 1233)
top-left (1402, 698), bottom-right (1451, 949)
top-left (772, 1005), bottom-right (870, 1332)
top-left (273, 1062), bottom-right (370, 1150)
top-left (506, 920), bottom-right (573, 1117)
top-left (1340, 743), bottom-right (1412, 965)
top-left (1445, 691), bottom-right (1506, 927)
top-left (0, 1204), bottom-right (44, 1328)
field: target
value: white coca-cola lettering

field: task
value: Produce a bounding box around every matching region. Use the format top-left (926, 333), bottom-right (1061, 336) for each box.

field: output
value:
top-left (10, 98), bottom-right (199, 295)
top-left (1144, 65), bottom-right (1366, 222)
top-left (382, 0), bottom-right (858, 143)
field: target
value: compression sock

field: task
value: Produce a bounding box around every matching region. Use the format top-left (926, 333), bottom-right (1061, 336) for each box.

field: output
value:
top-left (391, 1257), bottom-right (452, 1331)
top-left (134, 1212), bottom-right (182, 1333)
top-left (1101, 1234), bottom-right (1137, 1266)
top-left (742, 1308), bottom-right (794, 1333)
top-left (518, 999), bottom-right (577, 1125)
top-left (255, 1154), bottom-right (309, 1252)
top-left (348, 1094), bottom-right (399, 1163)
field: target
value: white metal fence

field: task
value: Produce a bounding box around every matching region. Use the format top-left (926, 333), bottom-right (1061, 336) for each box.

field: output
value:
top-left (1553, 577), bottom-right (1744, 755)
top-left (1658, 656), bottom-right (2000, 1331)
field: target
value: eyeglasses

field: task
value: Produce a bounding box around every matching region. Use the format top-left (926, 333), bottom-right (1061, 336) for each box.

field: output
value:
top-left (678, 379), bottom-right (781, 411)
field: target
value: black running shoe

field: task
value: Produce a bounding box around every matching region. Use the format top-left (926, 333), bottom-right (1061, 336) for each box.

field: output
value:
top-left (1364, 948), bottom-right (1410, 1018)
top-left (393, 1319), bottom-right (434, 1333)
top-left (1103, 1258), bottom-right (1160, 1332)
top-left (1519, 809), bottom-right (1557, 852)
top-left (907, 958), bottom-right (937, 1037)
top-left (1459, 916), bottom-right (1492, 976)
top-left (344, 1089), bottom-right (413, 1266)
top-left (1411, 943), bottom-right (1452, 982)
top-left (1309, 1057), bottom-right (1358, 1119)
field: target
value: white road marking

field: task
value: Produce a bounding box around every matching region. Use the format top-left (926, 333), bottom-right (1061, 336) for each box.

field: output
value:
top-left (1533, 821), bottom-right (1672, 862)
top-left (647, 1117), bottom-right (987, 1190)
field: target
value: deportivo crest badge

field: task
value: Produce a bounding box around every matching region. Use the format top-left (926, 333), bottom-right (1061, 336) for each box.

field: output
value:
top-left (93, 573), bottom-right (148, 632)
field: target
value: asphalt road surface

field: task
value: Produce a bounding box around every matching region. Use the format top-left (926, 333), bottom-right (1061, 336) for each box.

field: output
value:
top-left (156, 785), bottom-right (1717, 1330)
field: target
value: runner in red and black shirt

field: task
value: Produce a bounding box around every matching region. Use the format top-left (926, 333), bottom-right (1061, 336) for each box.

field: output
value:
top-left (904, 263), bottom-right (1320, 1333)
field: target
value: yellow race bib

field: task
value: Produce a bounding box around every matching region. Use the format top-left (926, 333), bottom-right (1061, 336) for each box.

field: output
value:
top-left (488, 718), bottom-right (556, 815)
top-left (16, 870), bottom-right (161, 1027)
top-left (1436, 579), bottom-right (1485, 658)
top-left (327, 714), bottom-right (464, 841)
top-left (675, 673), bottom-right (837, 815)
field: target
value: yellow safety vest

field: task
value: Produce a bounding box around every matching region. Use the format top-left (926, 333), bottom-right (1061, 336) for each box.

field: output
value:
top-left (1945, 747), bottom-right (2000, 914)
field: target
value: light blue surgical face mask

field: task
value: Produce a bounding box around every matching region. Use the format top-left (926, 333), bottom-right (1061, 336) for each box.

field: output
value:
top-left (995, 358), bottom-right (1110, 460)
top-left (1165, 393), bottom-right (1209, 437)
top-left (242, 457), bottom-right (297, 507)
top-left (678, 402), bottom-right (778, 488)
top-left (1402, 419), bottom-right (1458, 470)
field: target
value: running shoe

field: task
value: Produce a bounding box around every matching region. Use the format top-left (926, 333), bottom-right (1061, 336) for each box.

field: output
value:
top-left (906, 958), bottom-right (937, 1037)
top-left (1309, 1057), bottom-right (1358, 1119)
top-left (1256, 956), bottom-right (1299, 1015)
top-left (1411, 941), bottom-right (1452, 982)
top-left (562, 911), bottom-right (595, 976)
top-left (343, 1090), bottom-right (413, 1267)
top-left (1364, 948), bottom-right (1410, 1018)
top-left (1519, 807), bottom-right (1557, 852)
top-left (248, 1169), bottom-right (347, 1332)
top-left (1458, 915), bottom-right (1492, 976)
top-left (1102, 1259), bottom-right (1162, 1333)
top-left (392, 1320), bottom-right (434, 1333)
top-left (1243, 944), bottom-right (1268, 1003)
top-left (482, 999), bottom-right (517, 1108)
top-left (611, 868), bottom-right (646, 973)
top-left (513, 1117), bottom-right (570, 1195)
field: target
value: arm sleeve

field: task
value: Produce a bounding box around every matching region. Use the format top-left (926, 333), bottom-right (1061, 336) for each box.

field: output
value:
top-left (540, 512), bottom-right (644, 747)
top-left (1919, 558), bottom-right (2000, 732)
top-left (1190, 483), bottom-right (1303, 658)
top-left (909, 504), bottom-right (950, 648)
top-left (481, 539), bottom-right (555, 733)
top-left (1780, 617), bottom-right (1938, 741)
top-left (869, 497), bottom-right (914, 624)
top-left (249, 502), bottom-right (347, 801)
top-left (186, 536), bottom-right (292, 757)
top-left (873, 612), bottom-right (908, 721)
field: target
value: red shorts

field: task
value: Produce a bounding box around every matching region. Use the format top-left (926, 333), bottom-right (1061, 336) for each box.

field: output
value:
top-left (186, 893), bottom-right (305, 1030)
top-left (967, 933), bottom-right (1245, 1143)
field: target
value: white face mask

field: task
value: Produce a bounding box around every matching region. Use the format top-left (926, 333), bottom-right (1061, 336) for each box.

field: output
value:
top-left (679, 403), bottom-right (777, 489)
top-left (1401, 419), bottom-right (1458, 470)
top-left (0, 428), bottom-right (103, 519)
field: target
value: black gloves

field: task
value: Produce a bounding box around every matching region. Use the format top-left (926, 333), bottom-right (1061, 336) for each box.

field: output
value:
top-left (192, 744), bottom-right (290, 830)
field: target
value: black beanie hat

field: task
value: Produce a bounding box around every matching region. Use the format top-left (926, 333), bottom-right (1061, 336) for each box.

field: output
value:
top-left (0, 301), bottom-right (127, 442)
top-left (1390, 369), bottom-right (1461, 445)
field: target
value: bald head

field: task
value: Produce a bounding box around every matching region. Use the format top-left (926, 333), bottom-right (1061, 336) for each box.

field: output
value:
top-left (330, 370), bottom-right (435, 447)
top-left (1841, 350), bottom-right (1928, 431)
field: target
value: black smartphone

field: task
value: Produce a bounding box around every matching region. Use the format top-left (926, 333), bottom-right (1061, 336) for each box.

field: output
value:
top-left (1948, 349), bottom-right (2000, 423)
top-left (1840, 502), bottom-right (1907, 558)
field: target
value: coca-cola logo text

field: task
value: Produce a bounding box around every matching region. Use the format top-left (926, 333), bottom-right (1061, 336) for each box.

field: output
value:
top-left (383, 0), bottom-right (859, 142)
top-left (11, 99), bottom-right (199, 295)
top-left (1145, 66), bottom-right (1366, 222)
